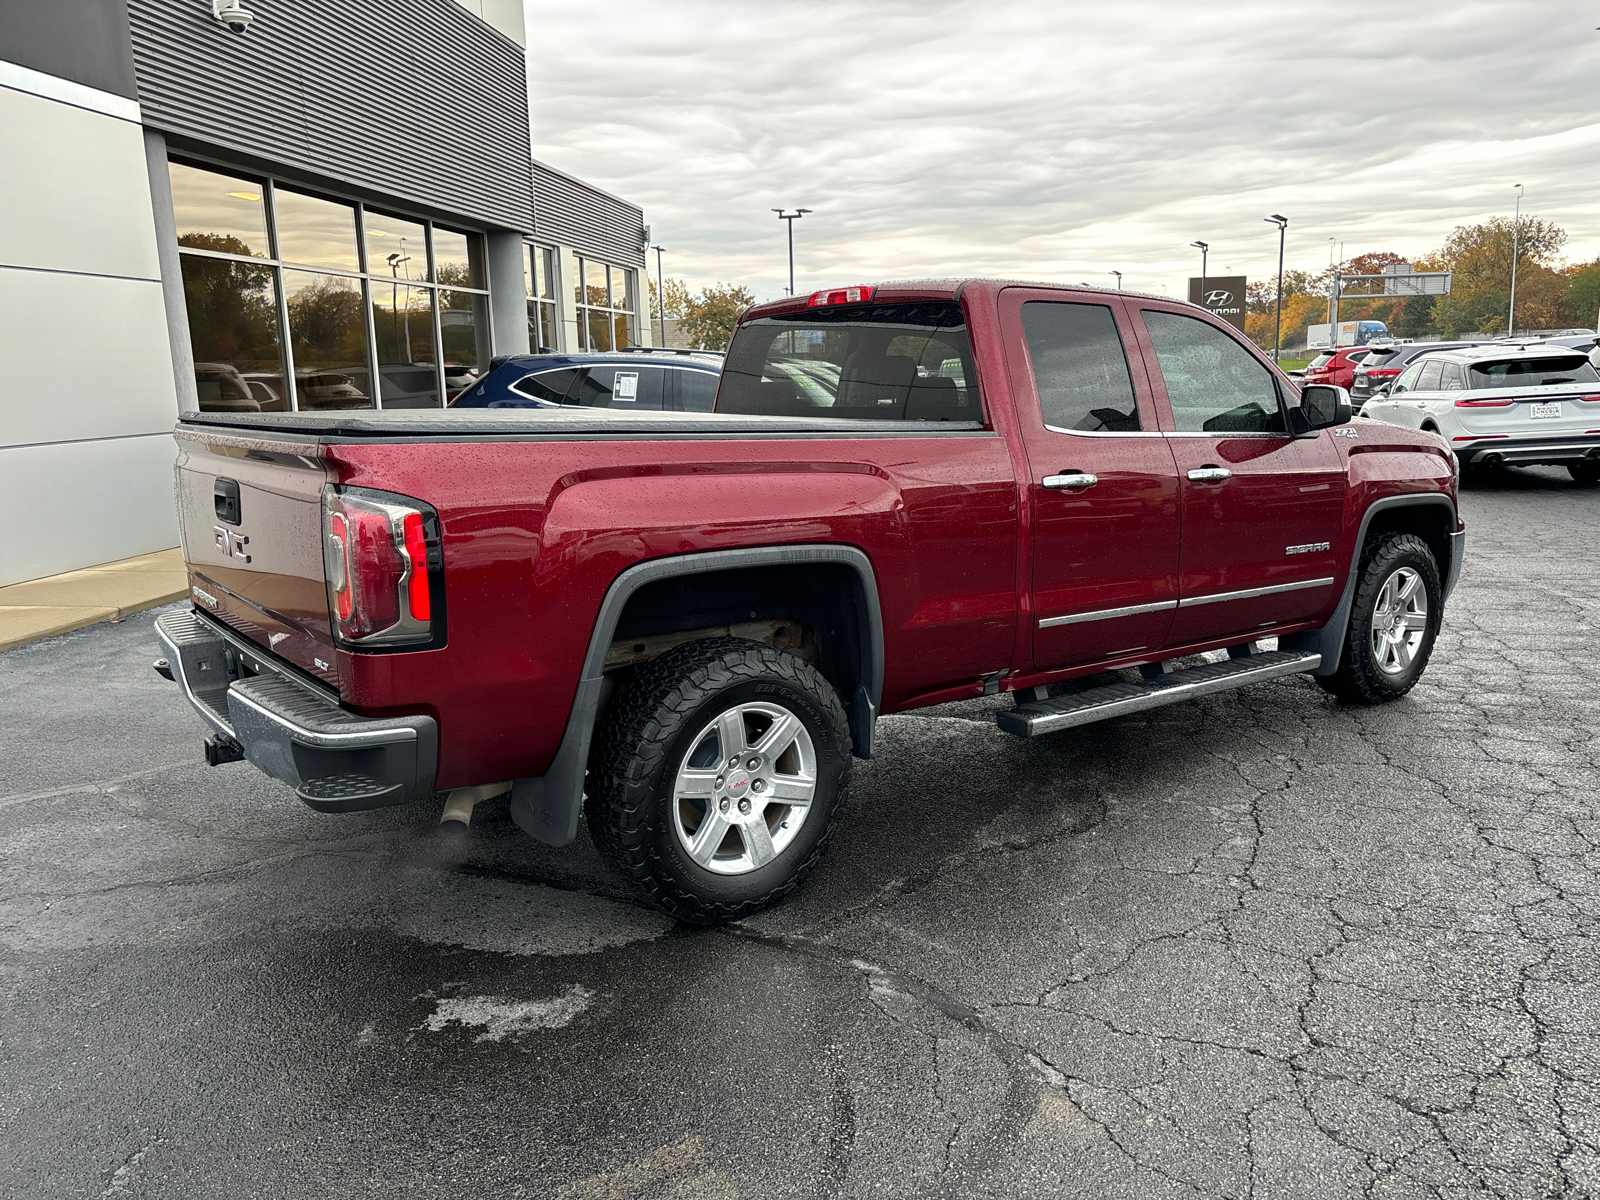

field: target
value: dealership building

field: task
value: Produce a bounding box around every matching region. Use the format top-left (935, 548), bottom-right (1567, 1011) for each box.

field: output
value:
top-left (0, 0), bottom-right (651, 587)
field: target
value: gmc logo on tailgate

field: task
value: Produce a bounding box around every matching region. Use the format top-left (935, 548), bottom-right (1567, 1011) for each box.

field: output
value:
top-left (214, 525), bottom-right (252, 563)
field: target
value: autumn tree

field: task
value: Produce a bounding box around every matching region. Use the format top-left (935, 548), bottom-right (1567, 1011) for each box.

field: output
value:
top-left (1563, 262), bottom-right (1600, 329)
top-left (1430, 217), bottom-right (1567, 335)
top-left (650, 278), bottom-right (754, 351)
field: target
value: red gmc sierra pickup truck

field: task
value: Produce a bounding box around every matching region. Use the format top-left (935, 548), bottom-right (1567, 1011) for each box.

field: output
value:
top-left (156, 280), bottom-right (1464, 921)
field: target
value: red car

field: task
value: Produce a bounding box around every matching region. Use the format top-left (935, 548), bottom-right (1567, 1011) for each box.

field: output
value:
top-left (1302, 345), bottom-right (1373, 390)
top-left (157, 281), bottom-right (1463, 921)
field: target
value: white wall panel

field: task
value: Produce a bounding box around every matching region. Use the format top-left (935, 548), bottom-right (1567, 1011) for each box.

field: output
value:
top-left (0, 84), bottom-right (160, 280)
top-left (0, 434), bottom-right (178, 586)
top-left (0, 266), bottom-right (177, 448)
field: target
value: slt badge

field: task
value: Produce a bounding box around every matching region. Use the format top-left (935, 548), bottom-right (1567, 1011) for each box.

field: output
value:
top-left (214, 524), bottom-right (252, 563)
top-left (1334, 428), bottom-right (1359, 439)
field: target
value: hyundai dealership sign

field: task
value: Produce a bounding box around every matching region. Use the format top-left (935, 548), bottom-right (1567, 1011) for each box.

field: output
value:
top-left (1187, 276), bottom-right (1247, 331)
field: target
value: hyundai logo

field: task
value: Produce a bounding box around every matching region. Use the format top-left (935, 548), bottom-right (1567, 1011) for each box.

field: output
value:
top-left (1203, 289), bottom-right (1233, 307)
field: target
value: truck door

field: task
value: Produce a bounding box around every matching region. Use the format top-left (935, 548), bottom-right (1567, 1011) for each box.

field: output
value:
top-left (1126, 303), bottom-right (1346, 647)
top-left (1000, 289), bottom-right (1182, 671)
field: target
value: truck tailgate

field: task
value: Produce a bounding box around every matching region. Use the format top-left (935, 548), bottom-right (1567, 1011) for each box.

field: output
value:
top-left (173, 427), bottom-right (340, 688)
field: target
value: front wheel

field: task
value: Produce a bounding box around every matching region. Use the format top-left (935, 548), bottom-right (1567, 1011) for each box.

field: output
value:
top-left (1316, 531), bottom-right (1442, 704)
top-left (587, 638), bottom-right (853, 924)
top-left (1567, 460), bottom-right (1600, 486)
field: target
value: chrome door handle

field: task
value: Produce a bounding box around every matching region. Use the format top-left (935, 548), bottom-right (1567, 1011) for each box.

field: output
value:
top-left (1187, 467), bottom-right (1232, 483)
top-left (1042, 473), bottom-right (1098, 490)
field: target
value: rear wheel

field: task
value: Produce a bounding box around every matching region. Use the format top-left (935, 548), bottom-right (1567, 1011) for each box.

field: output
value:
top-left (1567, 460), bottom-right (1600, 486)
top-left (587, 638), bottom-right (852, 923)
top-left (1316, 532), bottom-right (1442, 704)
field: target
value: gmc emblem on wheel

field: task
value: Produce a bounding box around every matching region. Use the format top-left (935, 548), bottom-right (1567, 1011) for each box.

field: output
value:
top-left (214, 524), bottom-right (252, 563)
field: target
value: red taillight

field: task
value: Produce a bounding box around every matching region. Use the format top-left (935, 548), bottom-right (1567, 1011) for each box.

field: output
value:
top-left (322, 486), bottom-right (440, 648)
top-left (808, 285), bottom-right (874, 307)
top-left (403, 512), bottom-right (430, 620)
top-left (1368, 368), bottom-right (1401, 377)
top-left (1454, 397), bottom-right (1514, 408)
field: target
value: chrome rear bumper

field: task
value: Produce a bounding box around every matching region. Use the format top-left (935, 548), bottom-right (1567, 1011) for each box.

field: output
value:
top-left (155, 609), bottom-right (437, 811)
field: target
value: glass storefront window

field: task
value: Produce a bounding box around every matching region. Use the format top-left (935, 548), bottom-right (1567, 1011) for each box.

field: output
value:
top-left (169, 162), bottom-right (269, 259)
top-left (370, 284), bottom-right (440, 408)
top-left (272, 189), bottom-right (360, 272)
top-left (434, 228), bottom-right (483, 289)
top-left (610, 265), bottom-right (634, 313)
top-left (364, 212), bottom-right (427, 282)
top-left (180, 256), bottom-right (285, 411)
top-left (585, 309), bottom-right (612, 352)
top-left (535, 246), bottom-right (555, 299)
top-left (440, 289), bottom-right (487, 398)
top-left (283, 270), bottom-right (372, 410)
top-left (584, 258), bottom-right (608, 307)
top-left (169, 156), bottom-right (489, 412)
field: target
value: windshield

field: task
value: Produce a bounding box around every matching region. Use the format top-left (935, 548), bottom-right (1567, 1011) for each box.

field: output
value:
top-left (1470, 356), bottom-right (1599, 389)
top-left (718, 301), bottom-right (981, 422)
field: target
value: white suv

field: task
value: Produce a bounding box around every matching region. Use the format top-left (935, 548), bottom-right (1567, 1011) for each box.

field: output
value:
top-left (1361, 345), bottom-right (1600, 484)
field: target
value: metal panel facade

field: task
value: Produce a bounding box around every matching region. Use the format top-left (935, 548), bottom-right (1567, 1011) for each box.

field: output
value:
top-left (128, 0), bottom-right (533, 233)
top-left (533, 160), bottom-right (645, 266)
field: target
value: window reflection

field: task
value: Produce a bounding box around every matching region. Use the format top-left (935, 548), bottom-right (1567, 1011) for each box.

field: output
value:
top-left (610, 265), bottom-right (633, 313)
top-left (274, 189), bottom-right (360, 272)
top-left (439, 288), bottom-right (486, 399)
top-left (283, 270), bottom-right (372, 409)
top-left (364, 212), bottom-right (426, 282)
top-left (587, 309), bottom-right (612, 351)
top-left (584, 258), bottom-right (608, 307)
top-left (372, 284), bottom-right (441, 408)
top-left (180, 256), bottom-right (286, 412)
top-left (169, 161), bottom-right (269, 259)
top-left (434, 227), bottom-right (482, 289)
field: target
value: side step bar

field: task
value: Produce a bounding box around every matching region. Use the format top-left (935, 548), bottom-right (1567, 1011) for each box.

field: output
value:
top-left (997, 650), bottom-right (1322, 738)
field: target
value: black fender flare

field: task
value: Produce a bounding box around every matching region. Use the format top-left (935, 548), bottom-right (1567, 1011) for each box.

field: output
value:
top-left (510, 544), bottom-right (884, 847)
top-left (1282, 493), bottom-right (1460, 676)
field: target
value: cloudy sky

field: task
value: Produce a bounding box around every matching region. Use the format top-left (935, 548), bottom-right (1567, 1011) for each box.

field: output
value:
top-left (525, 1), bottom-right (1600, 303)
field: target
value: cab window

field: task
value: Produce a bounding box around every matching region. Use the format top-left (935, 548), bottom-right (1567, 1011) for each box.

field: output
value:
top-left (1142, 310), bottom-right (1285, 434)
top-left (1019, 302), bottom-right (1141, 432)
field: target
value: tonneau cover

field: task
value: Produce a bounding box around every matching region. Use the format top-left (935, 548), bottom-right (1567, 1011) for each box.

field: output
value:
top-left (177, 409), bottom-right (986, 439)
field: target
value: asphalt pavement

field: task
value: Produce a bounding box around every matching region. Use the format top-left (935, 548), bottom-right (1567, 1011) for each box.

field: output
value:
top-left (2, 465), bottom-right (1597, 1199)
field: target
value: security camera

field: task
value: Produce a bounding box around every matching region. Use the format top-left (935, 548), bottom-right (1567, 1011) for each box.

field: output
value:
top-left (212, 0), bottom-right (254, 33)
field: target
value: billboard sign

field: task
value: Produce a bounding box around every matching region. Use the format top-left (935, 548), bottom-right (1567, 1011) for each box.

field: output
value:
top-left (1188, 275), bottom-right (1247, 330)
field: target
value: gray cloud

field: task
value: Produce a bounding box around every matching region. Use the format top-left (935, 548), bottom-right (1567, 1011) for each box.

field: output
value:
top-left (526, 0), bottom-right (1600, 302)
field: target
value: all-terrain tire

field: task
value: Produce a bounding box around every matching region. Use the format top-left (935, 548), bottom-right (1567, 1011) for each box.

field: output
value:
top-left (587, 637), bottom-right (853, 924)
top-left (1316, 531), bottom-right (1442, 704)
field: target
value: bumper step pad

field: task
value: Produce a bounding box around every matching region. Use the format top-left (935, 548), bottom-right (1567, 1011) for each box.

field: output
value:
top-left (997, 650), bottom-right (1321, 738)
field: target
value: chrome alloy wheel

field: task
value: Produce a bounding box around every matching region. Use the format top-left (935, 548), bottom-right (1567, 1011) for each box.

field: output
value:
top-left (670, 701), bottom-right (817, 876)
top-left (1370, 566), bottom-right (1428, 675)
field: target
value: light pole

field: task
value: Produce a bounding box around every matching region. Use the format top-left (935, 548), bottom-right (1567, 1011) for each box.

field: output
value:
top-left (651, 244), bottom-right (667, 346)
top-left (773, 208), bottom-right (812, 297)
top-left (1265, 214), bottom-right (1288, 360)
top-left (1326, 238), bottom-right (1336, 329)
top-left (386, 248), bottom-right (411, 361)
top-left (1507, 184), bottom-right (1524, 336)
top-left (1190, 241), bottom-right (1209, 307)
top-left (1110, 270), bottom-right (1123, 290)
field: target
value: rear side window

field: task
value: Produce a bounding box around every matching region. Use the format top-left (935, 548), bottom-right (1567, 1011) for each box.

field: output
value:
top-left (510, 368), bottom-right (580, 403)
top-left (1020, 302), bottom-right (1140, 432)
top-left (1307, 352), bottom-right (1334, 370)
top-left (675, 368), bottom-right (718, 412)
top-left (1142, 310), bottom-right (1285, 434)
top-left (1470, 356), bottom-right (1600, 388)
top-left (1415, 361), bottom-right (1445, 391)
top-left (567, 365), bottom-right (668, 409)
top-left (718, 301), bottom-right (981, 422)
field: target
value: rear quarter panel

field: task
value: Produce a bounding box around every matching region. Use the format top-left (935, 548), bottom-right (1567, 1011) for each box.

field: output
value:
top-left (328, 432), bottom-right (1019, 788)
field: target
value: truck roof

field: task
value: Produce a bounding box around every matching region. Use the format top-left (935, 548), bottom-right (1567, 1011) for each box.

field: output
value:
top-left (741, 278), bottom-right (1178, 321)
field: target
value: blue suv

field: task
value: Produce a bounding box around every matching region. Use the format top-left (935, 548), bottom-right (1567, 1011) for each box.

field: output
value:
top-left (450, 348), bottom-right (723, 412)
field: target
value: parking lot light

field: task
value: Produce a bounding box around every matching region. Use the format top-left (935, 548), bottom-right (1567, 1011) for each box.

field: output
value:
top-left (1190, 241), bottom-right (1209, 305)
top-left (1265, 215), bottom-right (1288, 360)
top-left (1110, 270), bottom-right (1123, 290)
top-left (1508, 184), bottom-right (1524, 336)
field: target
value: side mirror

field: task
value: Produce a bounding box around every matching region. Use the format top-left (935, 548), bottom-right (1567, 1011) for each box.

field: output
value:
top-left (1295, 384), bottom-right (1353, 433)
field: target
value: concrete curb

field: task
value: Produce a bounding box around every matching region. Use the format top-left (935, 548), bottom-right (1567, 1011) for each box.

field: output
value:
top-left (0, 549), bottom-right (187, 653)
